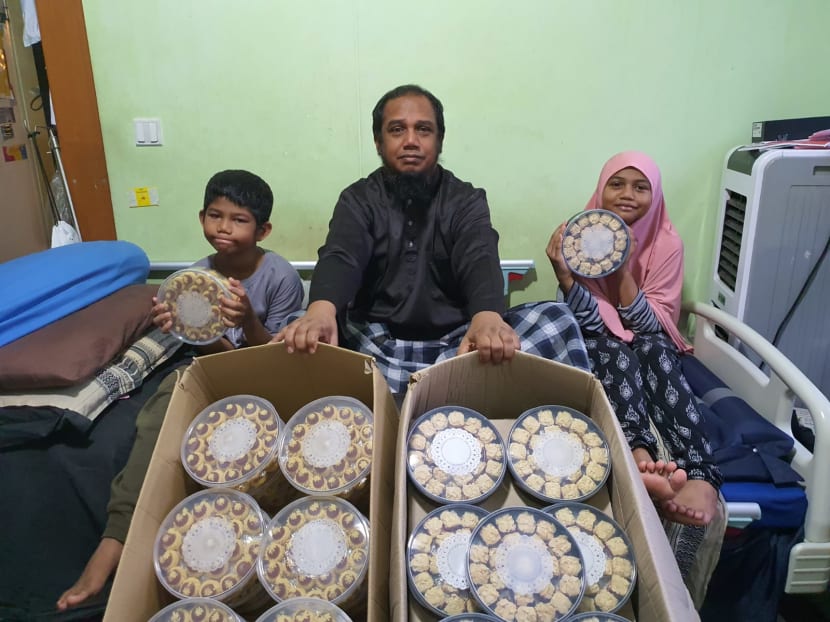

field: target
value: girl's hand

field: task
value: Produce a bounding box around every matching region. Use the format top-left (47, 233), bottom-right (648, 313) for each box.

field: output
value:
top-left (546, 223), bottom-right (575, 293)
top-left (150, 296), bottom-right (173, 333)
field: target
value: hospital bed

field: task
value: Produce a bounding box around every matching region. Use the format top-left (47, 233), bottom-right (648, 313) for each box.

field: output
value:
top-left (683, 301), bottom-right (830, 595)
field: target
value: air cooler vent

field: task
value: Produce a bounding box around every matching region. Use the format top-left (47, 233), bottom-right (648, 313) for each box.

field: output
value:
top-left (716, 190), bottom-right (747, 291)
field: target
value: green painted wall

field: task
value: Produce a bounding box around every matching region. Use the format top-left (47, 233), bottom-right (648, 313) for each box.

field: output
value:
top-left (82, 0), bottom-right (830, 305)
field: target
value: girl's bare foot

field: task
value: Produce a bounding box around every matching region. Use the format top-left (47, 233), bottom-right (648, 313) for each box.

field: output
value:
top-left (633, 448), bottom-right (687, 502)
top-left (660, 480), bottom-right (719, 526)
top-left (57, 538), bottom-right (123, 611)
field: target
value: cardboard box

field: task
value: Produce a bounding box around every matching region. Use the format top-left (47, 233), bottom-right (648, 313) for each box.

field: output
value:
top-left (391, 351), bottom-right (700, 622)
top-left (105, 343), bottom-right (398, 621)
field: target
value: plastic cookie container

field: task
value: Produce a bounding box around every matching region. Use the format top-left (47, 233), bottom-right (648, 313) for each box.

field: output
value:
top-left (148, 598), bottom-right (243, 622)
top-left (154, 488), bottom-right (270, 611)
top-left (439, 614), bottom-right (501, 622)
top-left (506, 405), bottom-right (610, 504)
top-left (566, 612), bottom-right (632, 622)
top-left (406, 406), bottom-right (506, 505)
top-left (255, 596), bottom-right (354, 622)
top-left (257, 496), bottom-right (370, 608)
top-left (157, 267), bottom-right (231, 344)
top-left (543, 502), bottom-right (636, 614)
top-left (466, 506), bottom-right (586, 621)
top-left (278, 396), bottom-right (373, 500)
top-left (562, 209), bottom-right (631, 279)
top-left (181, 394), bottom-right (292, 514)
top-left (407, 503), bottom-right (489, 617)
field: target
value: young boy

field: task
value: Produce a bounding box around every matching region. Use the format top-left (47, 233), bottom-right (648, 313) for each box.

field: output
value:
top-left (57, 169), bottom-right (304, 611)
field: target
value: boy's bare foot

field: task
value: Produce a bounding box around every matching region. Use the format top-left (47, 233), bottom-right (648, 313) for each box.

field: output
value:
top-left (632, 448), bottom-right (687, 502)
top-left (660, 479), bottom-right (719, 526)
top-left (57, 538), bottom-right (123, 611)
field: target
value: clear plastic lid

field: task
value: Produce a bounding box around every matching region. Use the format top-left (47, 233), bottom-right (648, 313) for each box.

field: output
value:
top-left (148, 597), bottom-right (242, 622)
top-left (406, 406), bottom-right (506, 505)
top-left (278, 396), bottom-right (373, 497)
top-left (543, 502), bottom-right (636, 614)
top-left (506, 405), bottom-right (610, 504)
top-left (565, 612), bottom-right (632, 622)
top-left (182, 395), bottom-right (282, 488)
top-left (158, 267), bottom-right (231, 345)
top-left (255, 597), bottom-right (354, 622)
top-left (562, 209), bottom-right (631, 279)
top-left (257, 496), bottom-right (370, 605)
top-left (407, 503), bottom-right (489, 617)
top-left (439, 615), bottom-right (502, 622)
top-left (466, 506), bottom-right (585, 621)
top-left (154, 488), bottom-right (265, 602)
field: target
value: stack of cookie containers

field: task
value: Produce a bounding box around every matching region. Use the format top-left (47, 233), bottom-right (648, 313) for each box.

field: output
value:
top-left (404, 403), bottom-right (638, 621)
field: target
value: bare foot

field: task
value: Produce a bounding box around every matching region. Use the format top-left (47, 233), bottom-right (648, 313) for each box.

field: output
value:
top-left (57, 538), bottom-right (123, 611)
top-left (632, 449), bottom-right (687, 502)
top-left (660, 479), bottom-right (719, 526)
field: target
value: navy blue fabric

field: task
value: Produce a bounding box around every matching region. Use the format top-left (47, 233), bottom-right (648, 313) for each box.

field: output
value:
top-left (720, 482), bottom-right (807, 529)
top-left (681, 355), bottom-right (801, 485)
top-left (700, 526), bottom-right (804, 622)
top-left (0, 241), bottom-right (149, 347)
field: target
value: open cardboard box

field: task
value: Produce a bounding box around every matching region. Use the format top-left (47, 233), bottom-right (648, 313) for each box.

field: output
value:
top-left (104, 343), bottom-right (398, 621)
top-left (391, 351), bottom-right (700, 622)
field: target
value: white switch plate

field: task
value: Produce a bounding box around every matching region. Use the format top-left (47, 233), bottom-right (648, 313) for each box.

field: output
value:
top-left (134, 118), bottom-right (163, 146)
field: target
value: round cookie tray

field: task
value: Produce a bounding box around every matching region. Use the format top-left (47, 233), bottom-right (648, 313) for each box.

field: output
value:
top-left (406, 405), bottom-right (506, 505)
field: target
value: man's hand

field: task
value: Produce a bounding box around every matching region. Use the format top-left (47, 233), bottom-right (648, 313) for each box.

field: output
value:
top-left (150, 297), bottom-right (173, 333)
top-left (271, 300), bottom-right (338, 354)
top-left (457, 311), bottom-right (520, 363)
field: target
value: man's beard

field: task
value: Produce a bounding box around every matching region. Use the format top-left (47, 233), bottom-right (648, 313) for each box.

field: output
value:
top-left (382, 158), bottom-right (439, 205)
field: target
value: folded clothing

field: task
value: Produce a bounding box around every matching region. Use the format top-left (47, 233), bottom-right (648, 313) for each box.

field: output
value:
top-left (0, 240), bottom-right (150, 348)
top-left (681, 354), bottom-right (801, 485)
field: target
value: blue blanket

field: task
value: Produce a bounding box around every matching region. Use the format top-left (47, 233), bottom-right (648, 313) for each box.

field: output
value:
top-left (0, 241), bottom-right (149, 348)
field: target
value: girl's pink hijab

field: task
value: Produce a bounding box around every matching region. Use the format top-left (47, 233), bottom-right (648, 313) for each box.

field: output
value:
top-left (577, 151), bottom-right (691, 352)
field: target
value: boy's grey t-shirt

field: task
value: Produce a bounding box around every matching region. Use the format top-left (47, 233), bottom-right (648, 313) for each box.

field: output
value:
top-left (194, 251), bottom-right (303, 349)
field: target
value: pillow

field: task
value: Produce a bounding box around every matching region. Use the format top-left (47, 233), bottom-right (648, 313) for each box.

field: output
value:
top-left (0, 327), bottom-right (182, 424)
top-left (0, 284), bottom-right (159, 390)
top-left (0, 240), bottom-right (150, 347)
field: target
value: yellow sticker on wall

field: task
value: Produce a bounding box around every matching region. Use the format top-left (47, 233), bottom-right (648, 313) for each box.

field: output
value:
top-left (129, 187), bottom-right (159, 207)
top-left (134, 187), bottom-right (152, 206)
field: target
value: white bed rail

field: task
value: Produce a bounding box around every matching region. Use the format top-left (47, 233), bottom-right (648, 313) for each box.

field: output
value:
top-left (684, 301), bottom-right (830, 593)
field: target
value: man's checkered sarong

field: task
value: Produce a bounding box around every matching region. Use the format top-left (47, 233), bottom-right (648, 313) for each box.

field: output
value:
top-left (340, 301), bottom-right (589, 394)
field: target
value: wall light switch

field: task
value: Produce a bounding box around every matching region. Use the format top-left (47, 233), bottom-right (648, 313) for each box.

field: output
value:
top-left (134, 118), bottom-right (163, 146)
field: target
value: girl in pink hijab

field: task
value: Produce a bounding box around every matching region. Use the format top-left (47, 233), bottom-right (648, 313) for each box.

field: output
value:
top-left (547, 151), bottom-right (721, 527)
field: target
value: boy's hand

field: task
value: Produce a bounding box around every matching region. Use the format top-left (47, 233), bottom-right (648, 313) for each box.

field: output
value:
top-left (150, 297), bottom-right (173, 333)
top-left (219, 278), bottom-right (254, 328)
top-left (457, 311), bottom-right (520, 364)
top-left (271, 300), bottom-right (338, 354)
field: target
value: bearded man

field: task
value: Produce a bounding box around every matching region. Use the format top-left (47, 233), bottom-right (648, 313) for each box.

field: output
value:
top-left (275, 84), bottom-right (588, 392)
